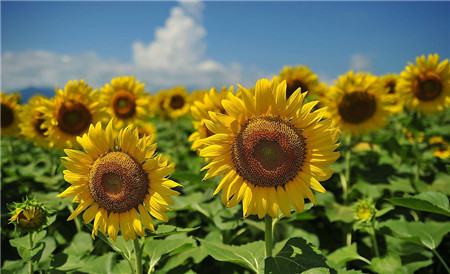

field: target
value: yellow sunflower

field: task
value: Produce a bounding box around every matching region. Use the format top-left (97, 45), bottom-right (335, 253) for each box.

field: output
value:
top-left (397, 54), bottom-right (450, 113)
top-left (196, 78), bottom-right (340, 218)
top-left (161, 87), bottom-right (190, 119)
top-left (278, 65), bottom-right (325, 98)
top-left (1, 92), bottom-right (21, 136)
top-left (39, 80), bottom-right (102, 149)
top-left (100, 76), bottom-right (150, 129)
top-left (18, 95), bottom-right (50, 147)
top-left (380, 74), bottom-right (403, 113)
top-left (429, 136), bottom-right (450, 159)
top-left (136, 121), bottom-right (157, 143)
top-left (324, 71), bottom-right (392, 135)
top-left (189, 86), bottom-right (233, 151)
top-left (58, 122), bottom-right (180, 240)
top-left (190, 89), bottom-right (208, 103)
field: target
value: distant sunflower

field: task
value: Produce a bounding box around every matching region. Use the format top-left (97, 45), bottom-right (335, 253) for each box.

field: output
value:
top-left (197, 78), bottom-right (340, 218)
top-left (39, 80), bottom-right (102, 148)
top-left (380, 74), bottom-right (403, 113)
top-left (190, 89), bottom-right (208, 103)
top-left (163, 87), bottom-right (190, 119)
top-left (189, 87), bottom-right (232, 151)
top-left (136, 121), bottom-right (157, 143)
top-left (429, 136), bottom-right (450, 159)
top-left (58, 122), bottom-right (180, 240)
top-left (324, 71), bottom-right (392, 135)
top-left (278, 66), bottom-right (324, 98)
top-left (19, 95), bottom-right (50, 147)
top-left (397, 54), bottom-right (450, 113)
top-left (100, 76), bottom-right (150, 129)
top-left (1, 92), bottom-right (21, 136)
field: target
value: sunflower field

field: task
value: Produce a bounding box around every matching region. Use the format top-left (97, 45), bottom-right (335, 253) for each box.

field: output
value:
top-left (1, 54), bottom-right (449, 274)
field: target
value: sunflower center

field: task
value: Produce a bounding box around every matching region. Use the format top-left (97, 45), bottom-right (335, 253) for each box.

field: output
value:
top-left (170, 95), bottom-right (185, 109)
top-left (231, 117), bottom-right (306, 187)
top-left (112, 90), bottom-right (136, 119)
top-left (286, 80), bottom-right (309, 98)
top-left (1, 103), bottom-right (14, 128)
top-left (57, 100), bottom-right (92, 135)
top-left (386, 81), bottom-right (396, 94)
top-left (33, 115), bottom-right (46, 136)
top-left (89, 151), bottom-right (148, 213)
top-left (338, 91), bottom-right (377, 124)
top-left (415, 74), bottom-right (442, 101)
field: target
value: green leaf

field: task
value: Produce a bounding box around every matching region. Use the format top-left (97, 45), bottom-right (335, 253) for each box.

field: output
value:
top-left (381, 219), bottom-right (450, 250)
top-left (63, 231), bottom-right (93, 256)
top-left (9, 231), bottom-right (46, 261)
top-left (200, 240), bottom-right (265, 273)
top-left (152, 224), bottom-right (199, 237)
top-left (388, 191), bottom-right (450, 217)
top-left (143, 236), bottom-right (196, 272)
top-left (327, 244), bottom-right (370, 269)
top-left (79, 252), bottom-right (116, 274)
top-left (162, 243), bottom-right (208, 272)
top-left (265, 237), bottom-right (332, 274)
top-left (369, 255), bottom-right (406, 274)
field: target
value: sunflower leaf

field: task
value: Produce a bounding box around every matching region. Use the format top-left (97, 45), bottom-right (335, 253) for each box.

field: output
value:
top-left (387, 191), bottom-right (450, 217)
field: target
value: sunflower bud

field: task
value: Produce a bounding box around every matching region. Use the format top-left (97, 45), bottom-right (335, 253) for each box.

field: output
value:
top-left (353, 199), bottom-right (376, 223)
top-left (9, 199), bottom-right (47, 232)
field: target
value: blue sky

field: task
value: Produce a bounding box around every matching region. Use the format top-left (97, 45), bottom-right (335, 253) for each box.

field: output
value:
top-left (2, 1), bottom-right (449, 91)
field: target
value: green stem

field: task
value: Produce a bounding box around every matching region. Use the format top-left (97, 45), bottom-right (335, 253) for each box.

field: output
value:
top-left (68, 205), bottom-right (81, 232)
top-left (413, 140), bottom-right (421, 189)
top-left (264, 216), bottom-right (273, 258)
top-left (341, 135), bottom-right (352, 203)
top-left (133, 239), bottom-right (143, 274)
top-left (28, 233), bottom-right (34, 274)
top-left (371, 223), bottom-right (380, 258)
top-left (431, 248), bottom-right (450, 274)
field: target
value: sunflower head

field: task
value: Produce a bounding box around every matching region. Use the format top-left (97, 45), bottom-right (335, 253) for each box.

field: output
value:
top-left (9, 199), bottom-right (48, 232)
top-left (429, 136), bottom-right (450, 159)
top-left (39, 80), bottom-right (101, 148)
top-left (162, 86), bottom-right (190, 119)
top-left (197, 78), bottom-right (340, 219)
top-left (136, 121), bottom-right (157, 143)
top-left (278, 66), bottom-right (323, 98)
top-left (397, 54), bottom-right (450, 113)
top-left (100, 76), bottom-right (150, 128)
top-left (380, 74), bottom-right (403, 113)
top-left (189, 86), bottom-right (233, 151)
top-left (324, 71), bottom-right (392, 135)
top-left (1, 92), bottom-right (21, 136)
top-left (58, 121), bottom-right (180, 240)
top-left (19, 95), bottom-right (51, 147)
top-left (354, 199), bottom-right (376, 223)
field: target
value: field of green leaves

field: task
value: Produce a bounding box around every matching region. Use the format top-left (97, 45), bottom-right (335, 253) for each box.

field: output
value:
top-left (1, 108), bottom-right (449, 274)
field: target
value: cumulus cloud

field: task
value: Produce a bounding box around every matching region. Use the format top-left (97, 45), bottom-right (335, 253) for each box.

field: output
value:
top-left (1, 1), bottom-right (243, 91)
top-left (349, 54), bottom-right (372, 71)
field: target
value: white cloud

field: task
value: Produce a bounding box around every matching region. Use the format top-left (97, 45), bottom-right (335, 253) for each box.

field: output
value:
top-left (1, 1), bottom-right (245, 91)
top-left (349, 54), bottom-right (371, 71)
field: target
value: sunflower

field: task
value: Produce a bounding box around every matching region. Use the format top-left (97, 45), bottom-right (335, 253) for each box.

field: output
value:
top-left (189, 87), bottom-right (233, 151)
top-left (9, 199), bottom-right (48, 232)
top-left (100, 76), bottom-right (150, 129)
top-left (136, 121), bottom-right (157, 143)
top-left (324, 71), bottom-right (392, 135)
top-left (162, 86), bottom-right (190, 119)
top-left (18, 95), bottom-right (50, 147)
top-left (39, 80), bottom-right (102, 149)
top-left (1, 92), bottom-right (21, 136)
top-left (196, 78), bottom-right (340, 218)
top-left (190, 89), bottom-right (208, 103)
top-left (397, 54), bottom-right (450, 113)
top-left (380, 74), bottom-right (403, 113)
top-left (58, 122), bottom-right (180, 240)
top-left (429, 136), bottom-right (450, 159)
top-left (278, 65), bottom-right (325, 98)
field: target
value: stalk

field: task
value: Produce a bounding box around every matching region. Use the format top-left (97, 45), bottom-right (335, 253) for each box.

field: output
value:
top-left (370, 223), bottom-right (380, 257)
top-left (431, 248), bottom-right (450, 274)
top-left (133, 239), bottom-right (143, 274)
top-left (264, 216), bottom-right (273, 258)
top-left (28, 233), bottom-right (34, 274)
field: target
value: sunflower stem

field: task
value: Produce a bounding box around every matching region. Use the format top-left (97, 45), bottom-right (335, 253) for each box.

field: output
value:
top-left (133, 239), bottom-right (143, 274)
top-left (370, 223), bottom-right (380, 257)
top-left (28, 232), bottom-right (34, 274)
top-left (431, 248), bottom-right (450, 274)
top-left (342, 135), bottom-right (352, 203)
top-left (265, 216), bottom-right (273, 258)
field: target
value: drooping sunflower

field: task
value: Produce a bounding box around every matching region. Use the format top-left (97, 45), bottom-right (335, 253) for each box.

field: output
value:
top-left (189, 86), bottom-right (233, 151)
top-left (58, 122), bottom-right (180, 240)
top-left (18, 95), bottom-right (50, 147)
top-left (278, 66), bottom-right (325, 98)
top-left (162, 86), bottom-right (190, 119)
top-left (100, 76), bottom-right (150, 129)
top-left (1, 92), bottom-right (21, 136)
top-left (39, 80), bottom-right (102, 148)
top-left (324, 71), bottom-right (392, 135)
top-left (397, 54), bottom-right (450, 113)
top-left (9, 198), bottom-right (48, 232)
top-left (196, 78), bottom-right (340, 218)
